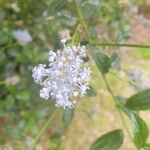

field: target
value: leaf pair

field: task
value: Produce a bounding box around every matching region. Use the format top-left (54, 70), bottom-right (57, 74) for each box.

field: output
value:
top-left (116, 98), bottom-right (149, 149)
top-left (117, 88), bottom-right (150, 149)
top-left (125, 88), bottom-right (150, 149)
top-left (92, 50), bottom-right (111, 74)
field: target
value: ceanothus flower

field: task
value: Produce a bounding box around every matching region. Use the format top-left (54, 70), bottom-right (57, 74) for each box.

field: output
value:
top-left (32, 40), bottom-right (91, 108)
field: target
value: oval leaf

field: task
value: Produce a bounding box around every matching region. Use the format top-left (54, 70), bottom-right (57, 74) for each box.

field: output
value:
top-left (131, 113), bottom-right (149, 149)
top-left (62, 108), bottom-right (74, 127)
top-left (92, 50), bottom-right (111, 74)
top-left (126, 88), bottom-right (150, 110)
top-left (90, 129), bottom-right (124, 150)
top-left (110, 53), bottom-right (121, 70)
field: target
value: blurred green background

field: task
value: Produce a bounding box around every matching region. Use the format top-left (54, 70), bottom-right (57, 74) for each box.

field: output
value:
top-left (0, 0), bottom-right (150, 149)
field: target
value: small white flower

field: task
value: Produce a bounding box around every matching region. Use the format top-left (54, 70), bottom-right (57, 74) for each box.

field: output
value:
top-left (61, 39), bottom-right (67, 44)
top-left (13, 29), bottom-right (32, 46)
top-left (32, 40), bottom-right (91, 108)
top-left (74, 91), bottom-right (78, 97)
top-left (49, 51), bottom-right (56, 62)
top-left (80, 83), bottom-right (89, 97)
top-left (32, 64), bottom-right (47, 84)
top-left (40, 88), bottom-right (50, 99)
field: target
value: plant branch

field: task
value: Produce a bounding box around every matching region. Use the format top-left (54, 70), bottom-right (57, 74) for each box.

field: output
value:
top-left (71, 24), bottom-right (80, 45)
top-left (91, 41), bottom-right (150, 49)
top-left (74, 2), bottom-right (135, 148)
top-left (75, 3), bottom-right (92, 43)
top-left (101, 73), bottom-right (133, 142)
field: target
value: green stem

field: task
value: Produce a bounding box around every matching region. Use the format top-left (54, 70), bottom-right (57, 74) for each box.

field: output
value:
top-left (74, 2), bottom-right (136, 147)
top-left (31, 109), bottom-right (58, 150)
top-left (75, 3), bottom-right (92, 43)
top-left (101, 73), bottom-right (133, 143)
top-left (71, 24), bottom-right (80, 45)
top-left (91, 41), bottom-right (150, 49)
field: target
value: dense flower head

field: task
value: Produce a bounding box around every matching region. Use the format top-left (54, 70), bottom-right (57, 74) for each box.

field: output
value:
top-left (32, 40), bottom-right (91, 108)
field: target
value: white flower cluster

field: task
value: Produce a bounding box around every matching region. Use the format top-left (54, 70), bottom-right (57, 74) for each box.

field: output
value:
top-left (32, 41), bottom-right (91, 108)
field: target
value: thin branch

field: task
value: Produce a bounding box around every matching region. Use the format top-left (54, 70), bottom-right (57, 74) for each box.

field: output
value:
top-left (101, 73), bottom-right (133, 143)
top-left (75, 3), bottom-right (92, 43)
top-left (90, 41), bottom-right (150, 49)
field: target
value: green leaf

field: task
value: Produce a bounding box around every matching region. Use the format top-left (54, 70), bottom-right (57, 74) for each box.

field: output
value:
top-left (116, 96), bottom-right (134, 118)
top-left (62, 108), bottom-right (74, 127)
top-left (131, 113), bottom-right (149, 149)
top-left (6, 128), bottom-right (25, 141)
top-left (0, 31), bottom-right (9, 45)
top-left (90, 129), bottom-right (124, 150)
top-left (16, 90), bottom-right (30, 101)
top-left (110, 53), bottom-right (121, 70)
top-left (142, 144), bottom-right (150, 150)
top-left (51, 131), bottom-right (63, 139)
top-left (48, 0), bottom-right (67, 15)
top-left (92, 50), bottom-right (111, 74)
top-left (86, 85), bottom-right (97, 97)
top-left (125, 88), bottom-right (150, 110)
top-left (5, 95), bottom-right (15, 110)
